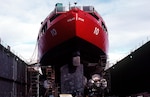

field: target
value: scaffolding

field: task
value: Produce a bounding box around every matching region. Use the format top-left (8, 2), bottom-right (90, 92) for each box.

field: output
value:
top-left (28, 65), bottom-right (58, 97)
top-left (44, 66), bottom-right (58, 97)
top-left (28, 67), bottom-right (39, 97)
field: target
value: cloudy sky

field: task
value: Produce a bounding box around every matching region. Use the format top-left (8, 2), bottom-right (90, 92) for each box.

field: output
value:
top-left (0, 0), bottom-right (150, 65)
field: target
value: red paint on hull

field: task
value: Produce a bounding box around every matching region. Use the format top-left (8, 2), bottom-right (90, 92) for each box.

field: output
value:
top-left (38, 7), bottom-right (108, 62)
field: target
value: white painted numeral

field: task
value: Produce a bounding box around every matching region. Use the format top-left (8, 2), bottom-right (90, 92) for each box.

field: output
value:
top-left (93, 27), bottom-right (99, 35)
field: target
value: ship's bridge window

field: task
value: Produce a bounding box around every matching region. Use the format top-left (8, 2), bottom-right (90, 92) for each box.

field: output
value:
top-left (70, 6), bottom-right (82, 10)
top-left (55, 7), bottom-right (66, 12)
top-left (55, 3), bottom-right (66, 13)
top-left (83, 6), bottom-right (94, 12)
top-left (101, 22), bottom-right (107, 32)
top-left (83, 6), bottom-right (99, 20)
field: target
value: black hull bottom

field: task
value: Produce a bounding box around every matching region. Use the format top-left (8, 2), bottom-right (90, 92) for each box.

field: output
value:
top-left (40, 37), bottom-right (106, 66)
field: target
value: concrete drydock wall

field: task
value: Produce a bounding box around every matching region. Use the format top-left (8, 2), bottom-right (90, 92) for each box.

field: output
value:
top-left (107, 41), bottom-right (150, 96)
top-left (0, 43), bottom-right (27, 97)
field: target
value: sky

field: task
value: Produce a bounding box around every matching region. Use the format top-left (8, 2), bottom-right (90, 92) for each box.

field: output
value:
top-left (0, 0), bottom-right (150, 66)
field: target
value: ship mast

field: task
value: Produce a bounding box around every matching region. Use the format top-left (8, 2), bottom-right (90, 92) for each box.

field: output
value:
top-left (69, 2), bottom-right (71, 10)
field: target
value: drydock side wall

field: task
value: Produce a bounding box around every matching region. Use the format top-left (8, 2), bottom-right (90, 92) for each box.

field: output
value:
top-left (107, 41), bottom-right (150, 96)
top-left (0, 44), bottom-right (27, 97)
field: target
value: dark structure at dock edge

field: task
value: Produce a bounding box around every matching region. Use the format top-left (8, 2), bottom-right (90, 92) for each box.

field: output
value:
top-left (106, 41), bottom-right (150, 97)
top-left (0, 43), bottom-right (27, 97)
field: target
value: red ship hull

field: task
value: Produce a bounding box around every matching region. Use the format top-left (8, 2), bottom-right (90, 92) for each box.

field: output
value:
top-left (38, 8), bottom-right (108, 65)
